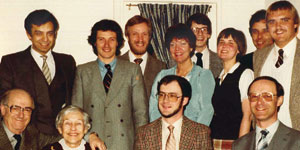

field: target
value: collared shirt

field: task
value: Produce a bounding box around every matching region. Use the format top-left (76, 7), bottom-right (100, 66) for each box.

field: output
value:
top-left (162, 117), bottom-right (183, 150)
top-left (191, 47), bottom-right (210, 69)
top-left (3, 122), bottom-right (21, 149)
top-left (255, 120), bottom-right (280, 148)
top-left (59, 138), bottom-right (87, 150)
top-left (260, 37), bottom-right (297, 127)
top-left (30, 47), bottom-right (56, 79)
top-left (97, 58), bottom-right (117, 80)
top-left (128, 50), bottom-right (148, 75)
top-left (218, 62), bottom-right (254, 101)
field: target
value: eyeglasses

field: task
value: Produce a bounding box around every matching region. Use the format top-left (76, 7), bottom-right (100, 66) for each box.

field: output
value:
top-left (191, 27), bottom-right (208, 34)
top-left (248, 92), bottom-right (277, 102)
top-left (156, 92), bottom-right (182, 102)
top-left (4, 104), bottom-right (33, 116)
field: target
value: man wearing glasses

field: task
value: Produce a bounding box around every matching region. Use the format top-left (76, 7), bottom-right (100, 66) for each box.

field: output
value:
top-left (232, 76), bottom-right (300, 150)
top-left (135, 75), bottom-right (212, 150)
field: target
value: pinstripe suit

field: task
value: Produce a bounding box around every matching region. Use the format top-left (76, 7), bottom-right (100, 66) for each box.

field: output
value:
top-left (134, 116), bottom-right (212, 150)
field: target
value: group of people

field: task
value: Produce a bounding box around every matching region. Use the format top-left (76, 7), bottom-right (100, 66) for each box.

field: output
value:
top-left (0, 0), bottom-right (300, 150)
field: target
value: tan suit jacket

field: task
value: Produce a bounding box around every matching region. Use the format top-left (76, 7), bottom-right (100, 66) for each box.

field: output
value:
top-left (72, 58), bottom-right (148, 150)
top-left (134, 116), bottom-right (212, 150)
top-left (119, 51), bottom-right (166, 98)
top-left (208, 50), bottom-right (223, 78)
top-left (253, 39), bottom-right (300, 130)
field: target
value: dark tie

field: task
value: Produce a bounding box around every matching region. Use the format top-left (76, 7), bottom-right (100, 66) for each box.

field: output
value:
top-left (103, 64), bottom-right (113, 93)
top-left (166, 125), bottom-right (176, 150)
top-left (196, 53), bottom-right (203, 67)
top-left (13, 134), bottom-right (21, 150)
top-left (134, 58), bottom-right (143, 65)
top-left (275, 49), bottom-right (284, 68)
top-left (257, 130), bottom-right (269, 150)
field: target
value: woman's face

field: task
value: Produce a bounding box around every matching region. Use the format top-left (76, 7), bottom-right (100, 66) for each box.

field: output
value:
top-left (217, 35), bottom-right (239, 62)
top-left (58, 111), bottom-right (88, 148)
top-left (169, 38), bottom-right (193, 64)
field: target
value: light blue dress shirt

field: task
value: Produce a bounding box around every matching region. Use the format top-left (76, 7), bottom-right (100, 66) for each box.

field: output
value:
top-left (97, 58), bottom-right (117, 80)
top-left (149, 64), bottom-right (215, 126)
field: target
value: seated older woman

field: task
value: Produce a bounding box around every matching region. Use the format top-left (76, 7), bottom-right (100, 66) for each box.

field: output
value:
top-left (43, 105), bottom-right (92, 150)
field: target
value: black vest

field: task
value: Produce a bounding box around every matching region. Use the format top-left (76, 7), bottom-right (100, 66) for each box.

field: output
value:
top-left (210, 64), bottom-right (247, 140)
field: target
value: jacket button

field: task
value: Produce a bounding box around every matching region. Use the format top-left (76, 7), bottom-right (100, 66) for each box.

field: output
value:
top-left (121, 133), bottom-right (124, 136)
top-left (120, 119), bottom-right (123, 122)
top-left (118, 104), bottom-right (121, 107)
top-left (91, 105), bottom-right (94, 108)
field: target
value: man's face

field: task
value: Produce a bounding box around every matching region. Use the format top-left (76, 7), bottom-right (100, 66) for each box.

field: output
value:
top-left (0, 90), bottom-right (34, 134)
top-left (26, 21), bottom-right (56, 55)
top-left (158, 81), bottom-right (188, 119)
top-left (267, 9), bottom-right (298, 48)
top-left (249, 80), bottom-right (283, 126)
top-left (127, 23), bottom-right (150, 56)
top-left (190, 21), bottom-right (211, 51)
top-left (251, 20), bottom-right (274, 49)
top-left (95, 30), bottom-right (118, 64)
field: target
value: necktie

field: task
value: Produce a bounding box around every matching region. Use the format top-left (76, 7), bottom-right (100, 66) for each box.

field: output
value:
top-left (13, 134), bottom-right (21, 150)
top-left (134, 58), bottom-right (143, 65)
top-left (196, 53), bottom-right (203, 67)
top-left (275, 49), bottom-right (284, 68)
top-left (166, 125), bottom-right (176, 150)
top-left (257, 130), bottom-right (269, 150)
top-left (40, 56), bottom-right (52, 85)
top-left (103, 64), bottom-right (113, 93)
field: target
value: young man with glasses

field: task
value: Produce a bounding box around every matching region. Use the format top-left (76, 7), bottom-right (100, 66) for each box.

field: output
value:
top-left (135, 75), bottom-right (212, 150)
top-left (232, 76), bottom-right (300, 150)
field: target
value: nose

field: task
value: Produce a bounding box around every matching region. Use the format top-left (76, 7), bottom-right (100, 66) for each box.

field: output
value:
top-left (103, 40), bottom-right (109, 48)
top-left (17, 110), bottom-right (25, 118)
top-left (71, 123), bottom-right (76, 130)
top-left (42, 34), bottom-right (49, 42)
top-left (138, 34), bottom-right (144, 42)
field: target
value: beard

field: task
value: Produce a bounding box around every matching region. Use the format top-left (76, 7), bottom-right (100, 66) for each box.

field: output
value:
top-left (129, 41), bottom-right (149, 56)
top-left (159, 98), bottom-right (183, 118)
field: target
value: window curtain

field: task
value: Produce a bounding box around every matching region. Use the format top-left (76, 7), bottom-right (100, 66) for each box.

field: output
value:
top-left (138, 3), bottom-right (212, 67)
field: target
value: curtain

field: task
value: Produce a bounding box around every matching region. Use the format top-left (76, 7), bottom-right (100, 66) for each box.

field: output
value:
top-left (138, 3), bottom-right (212, 67)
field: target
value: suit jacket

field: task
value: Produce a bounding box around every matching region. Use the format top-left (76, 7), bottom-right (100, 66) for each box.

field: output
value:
top-left (253, 39), bottom-right (300, 130)
top-left (0, 46), bottom-right (76, 135)
top-left (232, 122), bottom-right (300, 150)
top-left (135, 116), bottom-right (213, 150)
top-left (119, 51), bottom-right (166, 98)
top-left (72, 58), bottom-right (148, 150)
top-left (239, 52), bottom-right (254, 70)
top-left (208, 50), bottom-right (223, 78)
top-left (0, 123), bottom-right (59, 150)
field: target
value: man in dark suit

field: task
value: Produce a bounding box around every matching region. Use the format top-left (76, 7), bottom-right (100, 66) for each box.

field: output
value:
top-left (232, 76), bottom-right (300, 150)
top-left (253, 1), bottom-right (300, 131)
top-left (186, 13), bottom-right (222, 78)
top-left (72, 19), bottom-right (148, 150)
top-left (135, 75), bottom-right (212, 150)
top-left (0, 9), bottom-right (76, 135)
top-left (239, 9), bottom-right (273, 70)
top-left (119, 15), bottom-right (166, 98)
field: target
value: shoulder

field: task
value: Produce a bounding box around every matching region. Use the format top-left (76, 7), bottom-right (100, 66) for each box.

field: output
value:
top-left (52, 51), bottom-right (75, 61)
top-left (148, 54), bottom-right (166, 66)
top-left (1, 48), bottom-right (30, 60)
top-left (77, 60), bottom-right (97, 69)
top-left (233, 131), bottom-right (255, 146)
top-left (183, 116), bottom-right (210, 132)
top-left (253, 45), bottom-right (273, 58)
top-left (137, 118), bottom-right (161, 134)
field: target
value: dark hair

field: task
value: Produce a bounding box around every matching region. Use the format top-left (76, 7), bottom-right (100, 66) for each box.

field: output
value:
top-left (88, 19), bottom-right (124, 56)
top-left (249, 9), bottom-right (267, 35)
top-left (125, 15), bottom-right (152, 37)
top-left (266, 1), bottom-right (299, 32)
top-left (165, 23), bottom-right (196, 57)
top-left (247, 76), bottom-right (284, 97)
top-left (24, 9), bottom-right (59, 36)
top-left (157, 75), bottom-right (192, 100)
top-left (217, 28), bottom-right (247, 60)
top-left (186, 13), bottom-right (212, 35)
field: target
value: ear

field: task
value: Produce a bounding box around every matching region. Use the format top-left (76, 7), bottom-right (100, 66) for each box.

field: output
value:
top-left (277, 96), bottom-right (284, 107)
top-left (57, 127), bottom-right (63, 134)
top-left (182, 97), bottom-right (189, 107)
top-left (207, 34), bottom-right (211, 39)
top-left (126, 35), bottom-right (129, 40)
top-left (26, 32), bottom-right (32, 40)
top-left (0, 104), bottom-right (6, 116)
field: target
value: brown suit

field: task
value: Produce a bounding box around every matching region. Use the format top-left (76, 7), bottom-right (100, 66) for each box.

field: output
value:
top-left (0, 46), bottom-right (76, 135)
top-left (134, 116), bottom-right (212, 150)
top-left (253, 39), bottom-right (300, 130)
top-left (119, 51), bottom-right (166, 98)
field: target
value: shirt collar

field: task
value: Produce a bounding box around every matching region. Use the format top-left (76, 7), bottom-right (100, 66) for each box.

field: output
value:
top-left (2, 122), bottom-right (15, 139)
top-left (128, 50), bottom-right (148, 63)
top-left (256, 120), bottom-right (280, 142)
top-left (162, 116), bottom-right (183, 130)
top-left (218, 62), bottom-right (240, 78)
top-left (59, 138), bottom-right (87, 149)
top-left (97, 57), bottom-right (117, 71)
top-left (30, 46), bottom-right (54, 62)
top-left (274, 37), bottom-right (297, 58)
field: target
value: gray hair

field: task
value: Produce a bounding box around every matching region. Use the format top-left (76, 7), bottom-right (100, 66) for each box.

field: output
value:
top-left (55, 105), bottom-right (91, 131)
top-left (0, 89), bottom-right (35, 109)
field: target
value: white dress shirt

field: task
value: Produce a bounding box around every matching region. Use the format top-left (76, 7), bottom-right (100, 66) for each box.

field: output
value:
top-left (255, 120), bottom-right (279, 148)
top-left (128, 50), bottom-right (148, 75)
top-left (30, 48), bottom-right (56, 79)
top-left (162, 117), bottom-right (183, 150)
top-left (191, 47), bottom-right (210, 69)
top-left (260, 37), bottom-right (297, 127)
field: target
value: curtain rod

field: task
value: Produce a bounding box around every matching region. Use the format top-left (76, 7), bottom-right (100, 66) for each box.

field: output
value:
top-left (126, 3), bottom-right (138, 10)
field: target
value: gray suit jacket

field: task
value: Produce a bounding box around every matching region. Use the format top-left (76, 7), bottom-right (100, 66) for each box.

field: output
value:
top-left (208, 50), bottom-right (223, 78)
top-left (119, 51), bottom-right (166, 99)
top-left (72, 58), bottom-right (148, 150)
top-left (253, 39), bottom-right (300, 130)
top-left (232, 122), bottom-right (300, 150)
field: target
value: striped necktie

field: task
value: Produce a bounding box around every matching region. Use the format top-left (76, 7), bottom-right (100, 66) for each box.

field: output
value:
top-left (41, 55), bottom-right (52, 85)
top-left (134, 58), bottom-right (143, 65)
top-left (275, 49), bottom-right (284, 68)
top-left (257, 130), bottom-right (269, 150)
top-left (166, 125), bottom-right (176, 150)
top-left (103, 64), bottom-right (113, 93)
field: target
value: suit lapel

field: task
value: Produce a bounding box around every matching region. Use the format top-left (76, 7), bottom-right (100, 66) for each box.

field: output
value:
top-left (253, 45), bottom-right (274, 77)
top-left (151, 118), bottom-right (163, 149)
top-left (89, 61), bottom-right (107, 103)
top-left (268, 123), bottom-right (289, 150)
top-left (179, 117), bottom-right (194, 149)
top-left (0, 124), bottom-right (13, 150)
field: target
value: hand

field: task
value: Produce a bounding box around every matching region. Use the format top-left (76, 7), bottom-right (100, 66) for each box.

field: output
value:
top-left (89, 133), bottom-right (106, 150)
